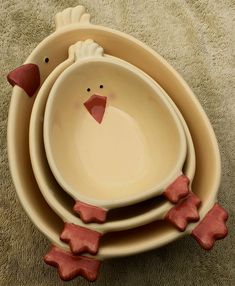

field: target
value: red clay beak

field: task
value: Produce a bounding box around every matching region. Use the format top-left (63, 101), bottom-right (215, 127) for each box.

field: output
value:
top-left (84, 94), bottom-right (107, 124)
top-left (7, 63), bottom-right (40, 97)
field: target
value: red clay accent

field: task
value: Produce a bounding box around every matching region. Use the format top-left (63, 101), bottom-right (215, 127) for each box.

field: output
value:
top-left (7, 64), bottom-right (40, 97)
top-left (60, 223), bottom-right (102, 255)
top-left (164, 175), bottom-right (190, 203)
top-left (165, 192), bottom-right (201, 231)
top-left (44, 246), bottom-right (101, 281)
top-left (191, 203), bottom-right (228, 250)
top-left (73, 201), bottom-right (107, 223)
top-left (84, 94), bottom-right (107, 123)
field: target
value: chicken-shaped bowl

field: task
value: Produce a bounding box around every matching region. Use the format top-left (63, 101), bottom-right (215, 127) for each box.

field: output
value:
top-left (43, 39), bottom-right (187, 214)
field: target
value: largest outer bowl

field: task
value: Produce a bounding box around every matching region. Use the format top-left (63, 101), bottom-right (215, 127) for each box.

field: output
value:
top-left (7, 24), bottom-right (220, 259)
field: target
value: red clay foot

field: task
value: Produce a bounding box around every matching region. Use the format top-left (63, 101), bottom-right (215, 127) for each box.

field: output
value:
top-left (84, 94), bottom-right (107, 123)
top-left (165, 192), bottom-right (201, 231)
top-left (164, 175), bottom-right (190, 203)
top-left (7, 63), bottom-right (40, 97)
top-left (73, 201), bottom-right (107, 223)
top-left (191, 203), bottom-right (228, 250)
top-left (60, 223), bottom-right (102, 255)
top-left (44, 246), bottom-right (101, 282)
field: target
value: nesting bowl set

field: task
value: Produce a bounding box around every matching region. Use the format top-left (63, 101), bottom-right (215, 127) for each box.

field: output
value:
top-left (7, 6), bottom-right (228, 282)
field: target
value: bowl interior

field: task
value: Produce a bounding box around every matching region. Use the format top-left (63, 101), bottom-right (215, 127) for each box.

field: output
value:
top-left (45, 59), bottom-right (185, 204)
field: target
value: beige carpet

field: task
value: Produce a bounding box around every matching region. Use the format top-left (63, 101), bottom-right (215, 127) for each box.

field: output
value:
top-left (0, 0), bottom-right (234, 285)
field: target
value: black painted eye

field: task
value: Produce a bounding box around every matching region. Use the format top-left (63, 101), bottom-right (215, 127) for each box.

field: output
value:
top-left (87, 88), bottom-right (91, 92)
top-left (44, 57), bottom-right (49, 63)
top-left (100, 85), bottom-right (103, 89)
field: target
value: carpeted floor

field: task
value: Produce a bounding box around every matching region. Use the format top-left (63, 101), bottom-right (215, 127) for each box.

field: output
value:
top-left (0, 0), bottom-right (234, 285)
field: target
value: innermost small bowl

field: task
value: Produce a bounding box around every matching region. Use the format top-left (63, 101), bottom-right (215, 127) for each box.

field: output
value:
top-left (44, 57), bottom-right (186, 208)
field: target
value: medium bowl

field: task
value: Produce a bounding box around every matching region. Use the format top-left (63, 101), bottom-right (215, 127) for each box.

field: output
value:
top-left (29, 47), bottom-right (195, 233)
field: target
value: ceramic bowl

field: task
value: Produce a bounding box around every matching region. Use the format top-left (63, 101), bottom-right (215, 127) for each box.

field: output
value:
top-left (7, 7), bottom-right (221, 259)
top-left (43, 40), bottom-right (187, 211)
top-left (29, 43), bottom-right (195, 233)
